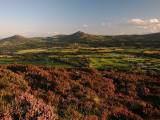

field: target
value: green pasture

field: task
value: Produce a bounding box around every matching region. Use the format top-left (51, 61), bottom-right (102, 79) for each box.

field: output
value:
top-left (0, 47), bottom-right (159, 72)
top-left (79, 49), bottom-right (92, 52)
top-left (0, 58), bottom-right (17, 64)
top-left (18, 60), bottom-right (73, 67)
top-left (0, 57), bottom-right (73, 67)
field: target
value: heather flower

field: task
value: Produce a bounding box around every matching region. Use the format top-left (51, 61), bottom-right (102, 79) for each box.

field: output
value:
top-left (1, 92), bottom-right (58, 120)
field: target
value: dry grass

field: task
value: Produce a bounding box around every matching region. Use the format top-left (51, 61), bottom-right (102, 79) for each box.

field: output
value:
top-left (97, 50), bottom-right (113, 52)
top-left (144, 51), bottom-right (160, 54)
top-left (15, 49), bottom-right (47, 54)
top-left (0, 55), bottom-right (12, 58)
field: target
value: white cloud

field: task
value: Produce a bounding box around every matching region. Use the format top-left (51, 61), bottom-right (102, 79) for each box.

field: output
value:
top-left (54, 32), bottom-right (59, 35)
top-left (128, 19), bottom-right (145, 24)
top-left (127, 18), bottom-right (160, 32)
top-left (82, 25), bottom-right (88, 28)
top-left (102, 23), bottom-right (106, 26)
top-left (149, 19), bottom-right (159, 23)
top-left (128, 18), bottom-right (160, 26)
top-left (47, 32), bottom-right (52, 35)
top-left (120, 32), bottom-right (126, 35)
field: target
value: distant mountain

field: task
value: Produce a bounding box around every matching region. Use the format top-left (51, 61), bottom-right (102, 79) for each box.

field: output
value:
top-left (0, 35), bottom-right (47, 51)
top-left (66, 31), bottom-right (91, 40)
top-left (0, 35), bottom-right (27, 45)
top-left (1, 35), bottom-right (46, 46)
top-left (0, 31), bottom-right (160, 52)
top-left (57, 31), bottom-right (105, 42)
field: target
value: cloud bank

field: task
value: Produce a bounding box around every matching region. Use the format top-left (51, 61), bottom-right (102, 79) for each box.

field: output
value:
top-left (127, 18), bottom-right (160, 33)
top-left (128, 18), bottom-right (160, 28)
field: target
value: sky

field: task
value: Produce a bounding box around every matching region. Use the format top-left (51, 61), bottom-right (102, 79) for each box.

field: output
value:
top-left (0, 0), bottom-right (160, 37)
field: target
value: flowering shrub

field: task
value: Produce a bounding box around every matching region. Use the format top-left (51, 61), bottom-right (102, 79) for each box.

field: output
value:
top-left (101, 107), bottom-right (143, 120)
top-left (1, 92), bottom-right (58, 120)
top-left (0, 64), bottom-right (159, 119)
top-left (142, 87), bottom-right (150, 96)
top-left (84, 115), bottom-right (99, 120)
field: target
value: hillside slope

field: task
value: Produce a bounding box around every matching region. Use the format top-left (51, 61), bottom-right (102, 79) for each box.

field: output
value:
top-left (0, 32), bottom-right (160, 52)
top-left (0, 64), bottom-right (159, 119)
top-left (0, 35), bottom-right (48, 51)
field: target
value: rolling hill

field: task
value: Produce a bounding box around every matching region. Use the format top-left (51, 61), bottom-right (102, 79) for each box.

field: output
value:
top-left (0, 31), bottom-right (160, 52)
top-left (0, 35), bottom-right (47, 52)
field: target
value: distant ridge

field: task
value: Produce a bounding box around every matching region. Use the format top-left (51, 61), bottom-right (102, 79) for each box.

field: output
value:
top-left (0, 31), bottom-right (160, 51)
top-left (144, 32), bottom-right (160, 36)
top-left (1, 31), bottom-right (160, 40)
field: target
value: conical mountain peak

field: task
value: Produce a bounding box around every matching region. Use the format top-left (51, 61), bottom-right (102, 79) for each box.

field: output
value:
top-left (71, 31), bottom-right (89, 38)
top-left (12, 35), bottom-right (25, 39)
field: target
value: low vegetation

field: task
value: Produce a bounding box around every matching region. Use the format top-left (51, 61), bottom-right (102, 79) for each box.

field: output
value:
top-left (0, 64), bottom-right (159, 119)
top-left (0, 31), bottom-right (159, 119)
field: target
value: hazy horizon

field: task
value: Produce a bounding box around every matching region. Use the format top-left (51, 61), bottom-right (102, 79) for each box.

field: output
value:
top-left (0, 0), bottom-right (160, 37)
top-left (1, 30), bottom-right (160, 40)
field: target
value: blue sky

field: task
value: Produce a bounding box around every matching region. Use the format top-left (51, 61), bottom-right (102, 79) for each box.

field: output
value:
top-left (0, 0), bottom-right (160, 37)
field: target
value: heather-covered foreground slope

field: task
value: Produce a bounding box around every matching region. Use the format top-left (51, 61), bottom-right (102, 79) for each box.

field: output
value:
top-left (0, 64), bottom-right (160, 119)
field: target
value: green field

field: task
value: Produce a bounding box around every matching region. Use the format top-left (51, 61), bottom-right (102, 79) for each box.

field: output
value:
top-left (0, 47), bottom-right (159, 74)
top-left (0, 58), bottom-right (16, 64)
top-left (0, 58), bottom-right (73, 67)
top-left (19, 60), bottom-right (73, 67)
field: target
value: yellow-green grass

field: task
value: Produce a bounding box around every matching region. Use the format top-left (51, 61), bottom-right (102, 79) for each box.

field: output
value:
top-left (89, 58), bottom-right (102, 68)
top-left (51, 48), bottom-right (78, 53)
top-left (97, 50), bottom-right (114, 53)
top-left (61, 49), bottom-right (78, 53)
top-left (0, 55), bottom-right (13, 58)
top-left (89, 56), bottom-right (133, 68)
top-left (15, 49), bottom-right (47, 54)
